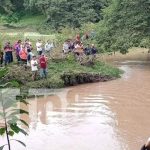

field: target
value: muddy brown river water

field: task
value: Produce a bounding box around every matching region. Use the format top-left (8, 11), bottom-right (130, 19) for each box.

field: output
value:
top-left (1, 59), bottom-right (150, 150)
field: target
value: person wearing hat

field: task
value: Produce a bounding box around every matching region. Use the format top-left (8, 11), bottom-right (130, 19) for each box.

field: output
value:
top-left (31, 55), bottom-right (38, 81)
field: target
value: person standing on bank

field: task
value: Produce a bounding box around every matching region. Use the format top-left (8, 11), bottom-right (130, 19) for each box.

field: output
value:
top-left (90, 44), bottom-right (97, 62)
top-left (4, 42), bottom-right (13, 65)
top-left (36, 39), bottom-right (43, 56)
top-left (31, 55), bottom-right (38, 81)
top-left (19, 45), bottom-right (27, 64)
top-left (39, 53), bottom-right (48, 79)
top-left (45, 40), bottom-right (54, 58)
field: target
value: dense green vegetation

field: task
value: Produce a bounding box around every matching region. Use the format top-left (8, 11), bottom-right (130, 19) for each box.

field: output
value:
top-left (0, 0), bottom-right (149, 53)
top-left (0, 0), bottom-right (109, 29)
top-left (96, 0), bottom-right (150, 54)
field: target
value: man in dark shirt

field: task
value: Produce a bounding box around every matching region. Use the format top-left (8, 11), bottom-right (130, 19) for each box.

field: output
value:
top-left (90, 44), bottom-right (97, 62)
top-left (91, 44), bottom-right (97, 55)
top-left (84, 44), bottom-right (91, 56)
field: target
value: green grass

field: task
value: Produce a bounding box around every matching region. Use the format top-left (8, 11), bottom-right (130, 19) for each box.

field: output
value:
top-left (0, 68), bottom-right (8, 78)
top-left (16, 15), bottom-right (45, 27)
top-left (26, 56), bottom-right (122, 88)
top-left (9, 80), bottom-right (20, 88)
top-left (0, 14), bottom-right (46, 34)
top-left (48, 58), bottom-right (121, 78)
top-left (0, 56), bottom-right (122, 88)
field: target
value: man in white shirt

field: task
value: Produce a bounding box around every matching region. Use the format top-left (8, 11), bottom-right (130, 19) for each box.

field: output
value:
top-left (36, 39), bottom-right (43, 55)
top-left (45, 40), bottom-right (54, 51)
top-left (31, 55), bottom-right (38, 81)
top-left (63, 42), bottom-right (69, 54)
top-left (45, 40), bottom-right (54, 58)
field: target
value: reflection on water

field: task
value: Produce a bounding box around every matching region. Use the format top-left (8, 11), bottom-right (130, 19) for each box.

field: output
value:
top-left (1, 60), bottom-right (150, 150)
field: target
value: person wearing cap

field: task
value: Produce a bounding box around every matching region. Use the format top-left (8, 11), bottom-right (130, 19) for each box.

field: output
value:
top-left (31, 55), bottom-right (38, 81)
top-left (39, 53), bottom-right (48, 79)
top-left (141, 137), bottom-right (150, 150)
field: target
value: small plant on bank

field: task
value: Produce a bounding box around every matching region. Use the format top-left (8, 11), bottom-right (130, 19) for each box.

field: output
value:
top-left (0, 88), bottom-right (29, 150)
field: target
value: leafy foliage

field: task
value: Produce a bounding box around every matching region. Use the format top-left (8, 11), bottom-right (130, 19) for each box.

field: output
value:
top-left (0, 89), bottom-right (29, 150)
top-left (34, 0), bottom-right (108, 29)
top-left (0, 0), bottom-right (149, 51)
top-left (96, 0), bottom-right (150, 53)
top-left (0, 0), bottom-right (109, 28)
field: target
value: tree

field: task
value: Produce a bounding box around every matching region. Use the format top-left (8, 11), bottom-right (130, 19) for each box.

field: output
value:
top-left (96, 0), bottom-right (150, 53)
top-left (35, 0), bottom-right (109, 29)
top-left (0, 88), bottom-right (29, 150)
top-left (0, 0), bottom-right (14, 14)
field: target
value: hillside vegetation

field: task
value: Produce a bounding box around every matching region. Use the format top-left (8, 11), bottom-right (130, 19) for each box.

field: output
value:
top-left (96, 0), bottom-right (150, 54)
top-left (0, 0), bottom-right (149, 53)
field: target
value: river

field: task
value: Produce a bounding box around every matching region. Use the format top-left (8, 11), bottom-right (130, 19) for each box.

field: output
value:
top-left (1, 59), bottom-right (150, 150)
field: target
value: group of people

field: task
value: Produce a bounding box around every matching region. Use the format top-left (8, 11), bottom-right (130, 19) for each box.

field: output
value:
top-left (0, 33), bottom-right (97, 80)
top-left (63, 34), bottom-right (97, 63)
top-left (0, 39), bottom-right (54, 80)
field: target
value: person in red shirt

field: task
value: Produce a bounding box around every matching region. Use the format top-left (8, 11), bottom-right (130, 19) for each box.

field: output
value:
top-left (4, 42), bottom-right (13, 65)
top-left (39, 53), bottom-right (48, 78)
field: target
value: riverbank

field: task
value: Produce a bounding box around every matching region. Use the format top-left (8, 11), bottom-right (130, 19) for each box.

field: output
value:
top-left (0, 57), bottom-right (122, 89)
top-left (98, 48), bottom-right (150, 62)
top-left (1, 47), bottom-right (149, 89)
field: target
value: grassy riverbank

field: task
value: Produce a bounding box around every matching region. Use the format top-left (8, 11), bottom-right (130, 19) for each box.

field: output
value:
top-left (0, 56), bottom-right (122, 89)
top-left (98, 48), bottom-right (150, 62)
